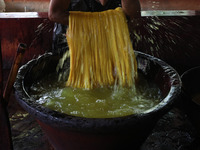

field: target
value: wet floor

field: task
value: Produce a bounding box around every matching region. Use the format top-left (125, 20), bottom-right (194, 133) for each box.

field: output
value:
top-left (8, 95), bottom-right (54, 150)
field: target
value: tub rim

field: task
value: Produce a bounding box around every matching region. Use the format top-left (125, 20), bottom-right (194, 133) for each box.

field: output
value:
top-left (14, 51), bottom-right (182, 133)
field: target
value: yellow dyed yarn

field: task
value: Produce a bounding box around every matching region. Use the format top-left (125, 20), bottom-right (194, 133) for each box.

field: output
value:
top-left (66, 7), bottom-right (137, 89)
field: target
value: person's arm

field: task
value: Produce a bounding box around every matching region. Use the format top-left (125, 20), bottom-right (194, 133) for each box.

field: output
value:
top-left (121, 0), bottom-right (141, 19)
top-left (48, 0), bottom-right (71, 25)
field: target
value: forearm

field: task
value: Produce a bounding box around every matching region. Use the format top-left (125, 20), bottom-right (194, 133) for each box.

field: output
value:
top-left (121, 0), bottom-right (141, 19)
top-left (48, 0), bottom-right (70, 25)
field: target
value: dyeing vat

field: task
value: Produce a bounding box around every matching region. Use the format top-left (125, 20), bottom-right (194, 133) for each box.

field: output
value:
top-left (14, 51), bottom-right (181, 150)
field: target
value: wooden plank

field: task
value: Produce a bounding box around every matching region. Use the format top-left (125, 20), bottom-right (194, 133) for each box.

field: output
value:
top-left (0, 13), bottom-right (53, 69)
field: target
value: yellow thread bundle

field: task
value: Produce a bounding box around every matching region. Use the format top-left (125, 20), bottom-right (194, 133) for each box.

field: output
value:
top-left (66, 7), bottom-right (137, 89)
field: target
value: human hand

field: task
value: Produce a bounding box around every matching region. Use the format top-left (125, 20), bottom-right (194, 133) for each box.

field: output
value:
top-left (121, 0), bottom-right (141, 19)
top-left (48, 0), bottom-right (71, 25)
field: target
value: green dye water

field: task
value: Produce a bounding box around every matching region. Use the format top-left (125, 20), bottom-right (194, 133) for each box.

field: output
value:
top-left (29, 73), bottom-right (161, 118)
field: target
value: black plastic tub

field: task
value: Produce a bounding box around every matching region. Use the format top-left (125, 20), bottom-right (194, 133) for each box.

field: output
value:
top-left (14, 51), bottom-right (182, 150)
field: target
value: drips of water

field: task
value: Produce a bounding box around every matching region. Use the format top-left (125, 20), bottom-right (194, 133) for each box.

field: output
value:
top-left (28, 9), bottom-right (200, 68)
top-left (147, 0), bottom-right (160, 10)
top-left (29, 19), bottom-right (53, 49)
top-left (129, 15), bottom-right (200, 67)
top-left (24, 8), bottom-right (200, 119)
